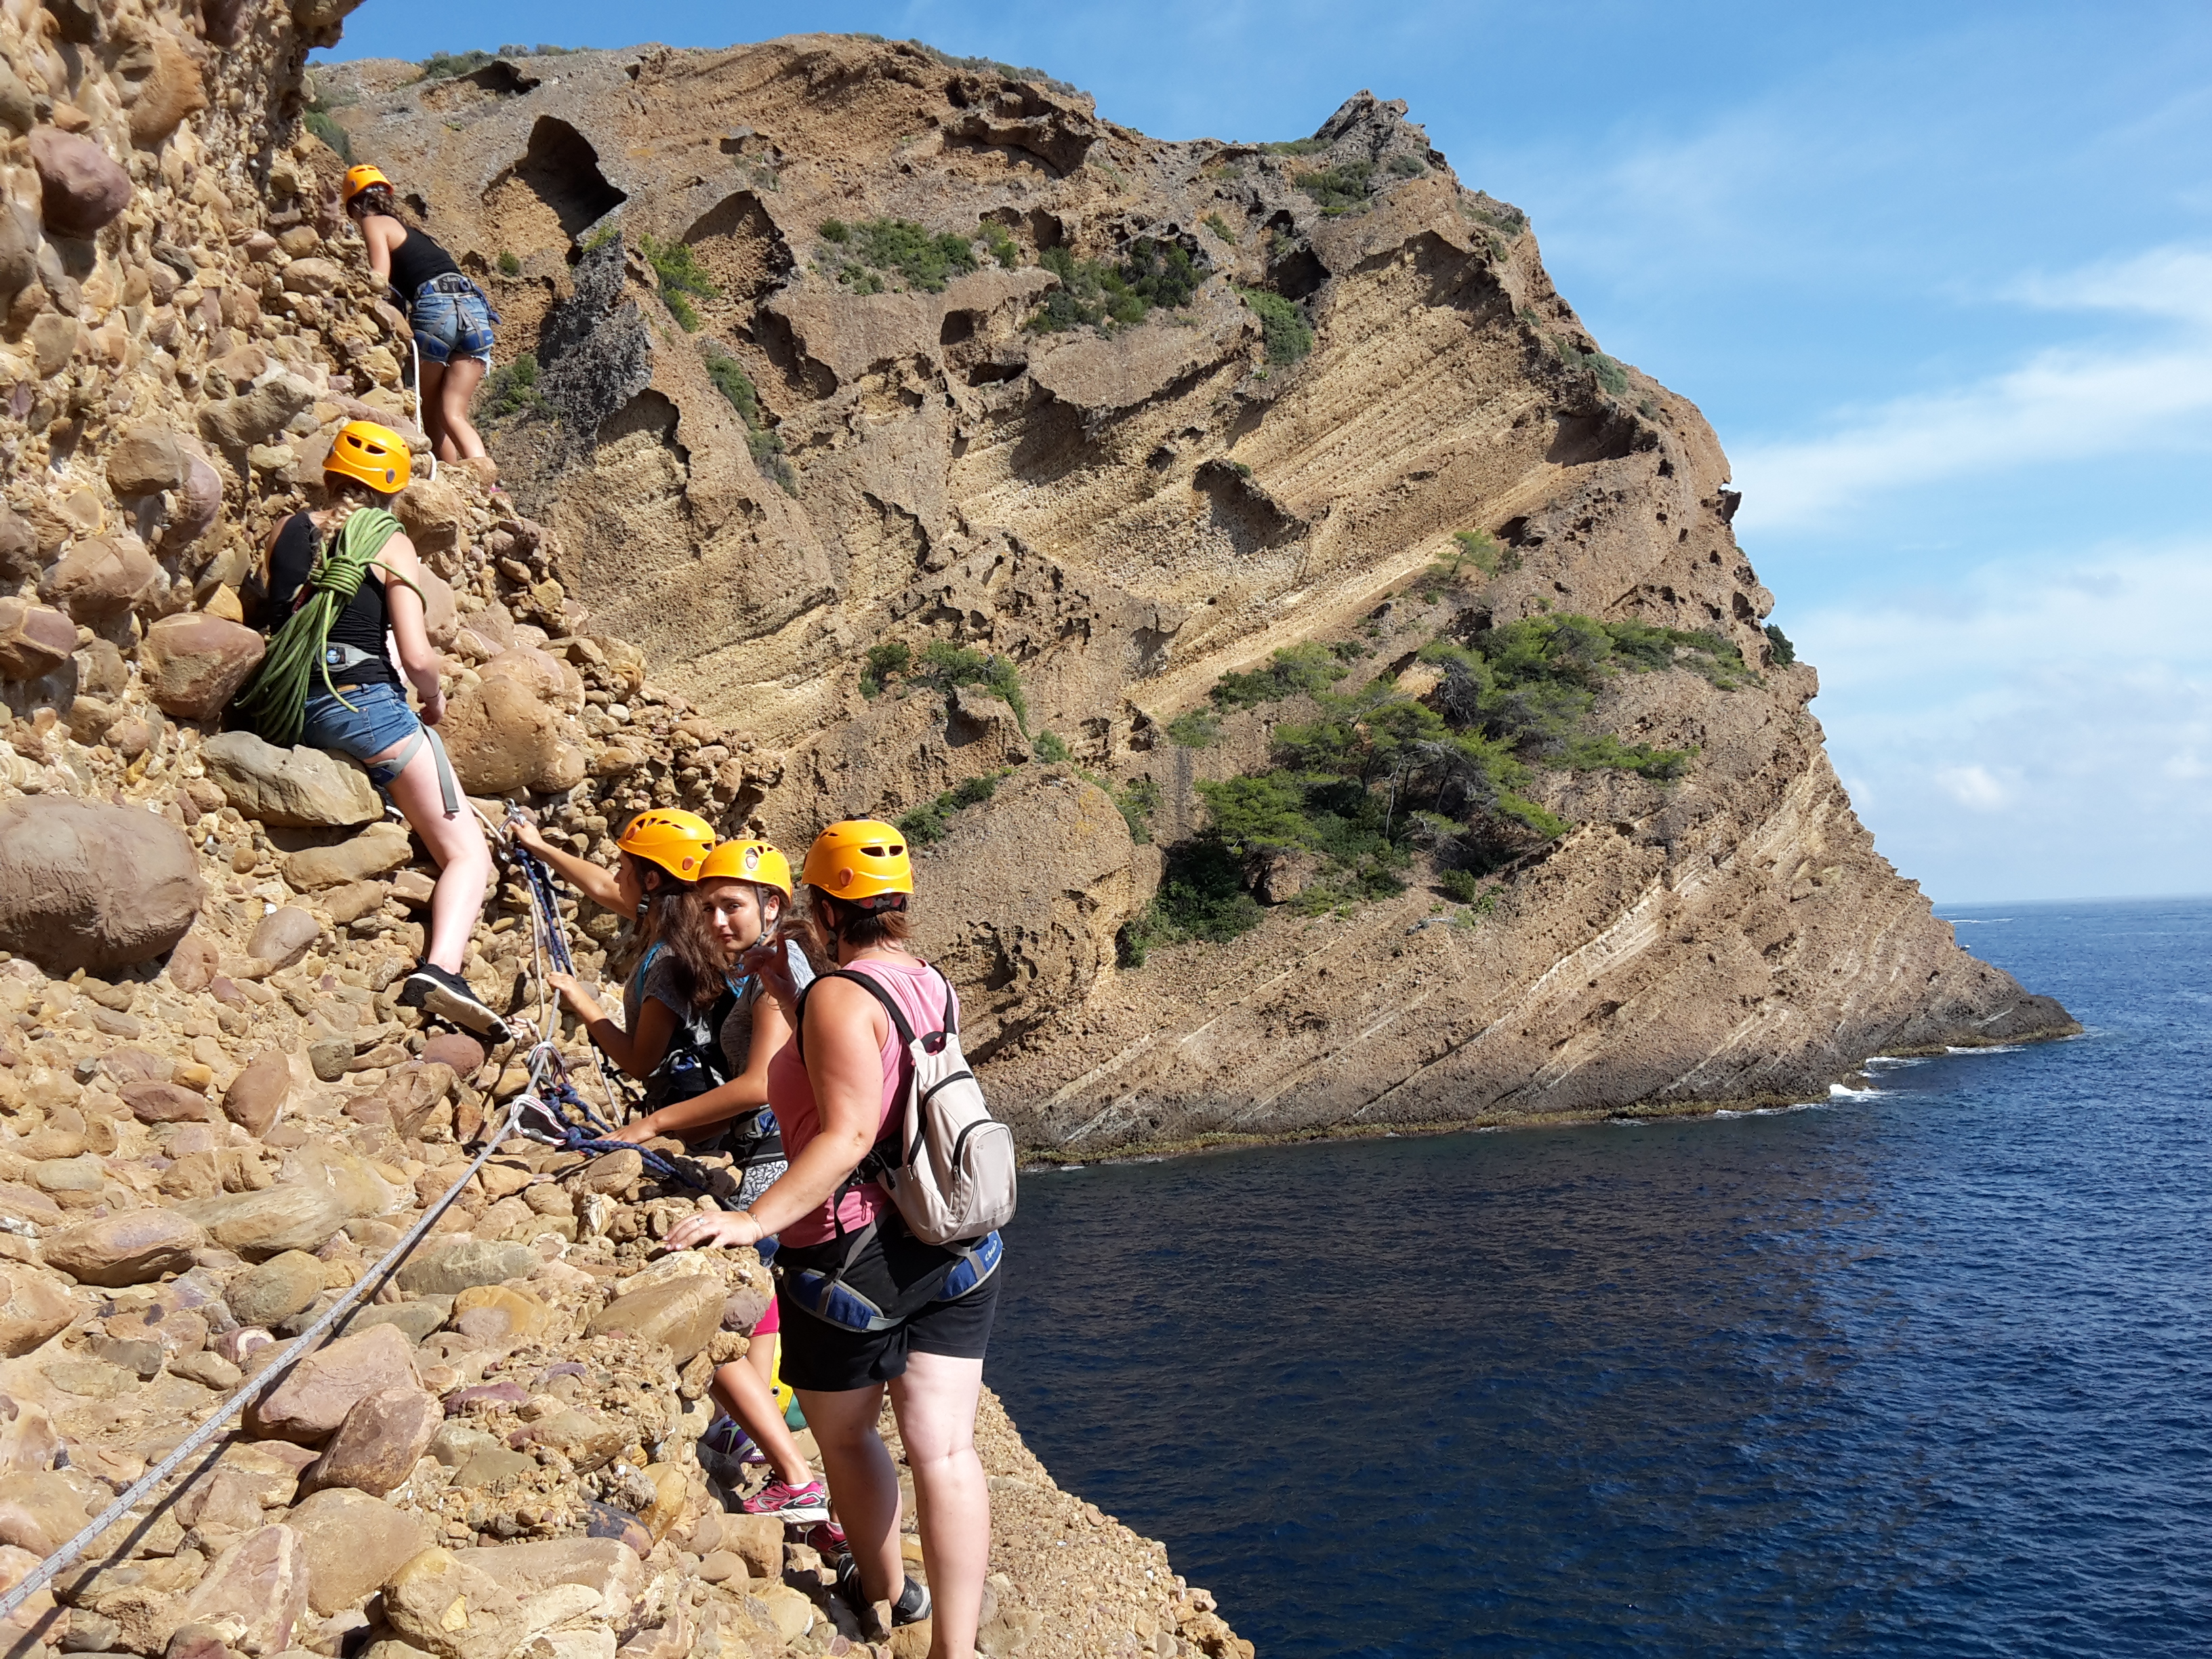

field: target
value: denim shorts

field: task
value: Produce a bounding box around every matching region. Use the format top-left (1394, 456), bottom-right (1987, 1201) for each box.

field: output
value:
top-left (409, 281), bottom-right (496, 367)
top-left (301, 682), bottom-right (420, 784)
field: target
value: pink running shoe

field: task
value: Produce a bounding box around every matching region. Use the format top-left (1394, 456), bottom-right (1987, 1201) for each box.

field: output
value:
top-left (741, 1478), bottom-right (830, 1523)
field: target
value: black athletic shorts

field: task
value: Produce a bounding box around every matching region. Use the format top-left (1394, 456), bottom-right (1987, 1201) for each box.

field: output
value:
top-left (775, 1260), bottom-right (1003, 1393)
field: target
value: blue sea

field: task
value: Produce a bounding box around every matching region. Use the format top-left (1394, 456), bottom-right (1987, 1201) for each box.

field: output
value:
top-left (987, 897), bottom-right (2212, 1656)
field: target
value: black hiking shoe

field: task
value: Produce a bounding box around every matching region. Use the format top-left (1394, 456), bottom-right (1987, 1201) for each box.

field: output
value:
top-left (400, 961), bottom-right (510, 1041)
top-left (835, 1555), bottom-right (931, 1626)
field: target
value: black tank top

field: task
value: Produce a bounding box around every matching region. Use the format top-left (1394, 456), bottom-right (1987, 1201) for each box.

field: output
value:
top-left (266, 512), bottom-right (401, 690)
top-left (384, 222), bottom-right (463, 304)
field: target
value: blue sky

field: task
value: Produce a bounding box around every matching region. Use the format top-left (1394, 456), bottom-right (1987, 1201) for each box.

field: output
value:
top-left (321, 1), bottom-right (2212, 903)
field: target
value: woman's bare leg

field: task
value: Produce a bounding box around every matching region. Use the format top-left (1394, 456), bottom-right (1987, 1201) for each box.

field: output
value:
top-left (796, 1383), bottom-right (903, 1607)
top-left (890, 1352), bottom-right (989, 1659)
top-left (416, 358), bottom-right (449, 458)
top-left (708, 1336), bottom-right (813, 1489)
top-left (364, 731), bottom-right (489, 972)
top-left (440, 356), bottom-right (487, 461)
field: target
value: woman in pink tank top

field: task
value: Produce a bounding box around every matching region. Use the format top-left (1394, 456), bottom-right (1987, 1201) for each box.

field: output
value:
top-left (670, 821), bottom-right (1000, 1658)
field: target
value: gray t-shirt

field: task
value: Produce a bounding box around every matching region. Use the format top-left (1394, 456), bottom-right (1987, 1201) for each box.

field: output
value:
top-left (623, 949), bottom-right (757, 1076)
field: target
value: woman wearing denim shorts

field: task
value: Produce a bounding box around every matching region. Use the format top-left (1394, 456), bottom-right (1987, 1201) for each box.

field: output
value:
top-left (342, 165), bottom-right (497, 466)
top-left (246, 421), bottom-right (505, 1038)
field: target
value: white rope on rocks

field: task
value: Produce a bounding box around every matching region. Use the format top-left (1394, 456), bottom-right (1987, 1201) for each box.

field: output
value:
top-left (0, 1092), bottom-right (533, 1622)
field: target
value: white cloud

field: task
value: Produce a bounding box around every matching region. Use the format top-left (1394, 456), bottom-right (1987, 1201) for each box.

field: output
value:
top-left (1796, 541), bottom-right (2212, 901)
top-left (1730, 243), bottom-right (2212, 533)
top-left (1934, 765), bottom-right (2012, 811)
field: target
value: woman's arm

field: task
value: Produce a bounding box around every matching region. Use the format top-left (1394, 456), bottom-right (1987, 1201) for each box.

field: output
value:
top-left (548, 972), bottom-right (680, 1080)
top-left (614, 989), bottom-right (791, 1142)
top-left (510, 817), bottom-right (626, 910)
top-left (665, 977), bottom-right (886, 1250)
top-left (362, 215), bottom-right (400, 290)
top-left (376, 533), bottom-right (446, 724)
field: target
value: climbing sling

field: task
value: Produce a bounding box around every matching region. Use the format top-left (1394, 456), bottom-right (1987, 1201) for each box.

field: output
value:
top-left (230, 507), bottom-right (419, 747)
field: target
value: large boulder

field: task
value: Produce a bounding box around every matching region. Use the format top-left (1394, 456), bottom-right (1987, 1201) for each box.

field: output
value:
top-left (124, 33), bottom-right (207, 149)
top-left (452, 1537), bottom-right (642, 1626)
top-left (394, 1239), bottom-right (536, 1297)
top-left (302, 1385), bottom-right (441, 1496)
top-left (392, 476), bottom-right (467, 560)
top-left (199, 373), bottom-right (319, 450)
top-left (0, 600), bottom-right (74, 682)
top-left (586, 1273), bottom-right (724, 1365)
top-left (104, 423), bottom-right (198, 497)
top-left (246, 906), bottom-right (321, 970)
top-left (0, 506), bottom-right (36, 583)
top-left (181, 1183), bottom-right (349, 1258)
top-left (27, 127), bottom-right (131, 237)
top-left (285, 820), bottom-right (413, 888)
top-left (225, 1251), bottom-right (325, 1328)
top-left (222, 1048), bottom-right (294, 1136)
top-left (0, 1271), bottom-right (78, 1356)
top-left (0, 1469), bottom-right (91, 1555)
top-left (0, 798), bottom-right (202, 972)
top-left (164, 451), bottom-right (226, 550)
top-left (287, 1488), bottom-right (429, 1615)
top-left (178, 1525), bottom-right (310, 1656)
top-left (249, 1323), bottom-right (419, 1443)
top-left (201, 731), bottom-right (381, 828)
top-left (43, 1210), bottom-right (206, 1288)
top-left (39, 533), bottom-right (161, 621)
top-left (140, 613), bottom-right (264, 720)
top-left (438, 674), bottom-right (584, 794)
top-left (384, 1549), bottom-right (529, 1659)
top-left (280, 258), bottom-right (345, 297)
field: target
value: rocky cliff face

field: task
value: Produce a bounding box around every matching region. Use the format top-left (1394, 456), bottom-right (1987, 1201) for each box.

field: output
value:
top-left (0, 7), bottom-right (1250, 1659)
top-left (320, 35), bottom-right (2074, 1147)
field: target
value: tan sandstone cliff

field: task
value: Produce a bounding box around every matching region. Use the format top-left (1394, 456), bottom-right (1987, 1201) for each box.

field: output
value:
top-left (316, 35), bottom-right (2075, 1150)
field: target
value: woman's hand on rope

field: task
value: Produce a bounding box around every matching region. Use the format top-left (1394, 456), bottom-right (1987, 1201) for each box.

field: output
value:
top-left (545, 970), bottom-right (600, 1022)
top-left (510, 815), bottom-right (554, 859)
top-left (665, 1208), bottom-right (764, 1251)
top-left (598, 1112), bottom-right (661, 1147)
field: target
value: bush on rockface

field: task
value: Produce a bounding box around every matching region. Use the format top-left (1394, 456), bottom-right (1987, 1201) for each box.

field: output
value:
top-left (639, 235), bottom-right (716, 330)
top-left (825, 218), bottom-right (979, 294)
top-left (1123, 607), bottom-right (1733, 954)
top-left (1239, 288), bottom-right (1313, 365)
top-left (1028, 239), bottom-right (1204, 333)
top-left (701, 347), bottom-right (796, 495)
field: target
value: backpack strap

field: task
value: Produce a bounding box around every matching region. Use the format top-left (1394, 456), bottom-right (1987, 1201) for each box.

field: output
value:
top-left (793, 967), bottom-right (917, 1061)
top-left (794, 967), bottom-right (927, 1194)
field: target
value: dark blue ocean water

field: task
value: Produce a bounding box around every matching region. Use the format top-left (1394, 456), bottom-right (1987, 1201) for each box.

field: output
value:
top-left (986, 897), bottom-right (2212, 1656)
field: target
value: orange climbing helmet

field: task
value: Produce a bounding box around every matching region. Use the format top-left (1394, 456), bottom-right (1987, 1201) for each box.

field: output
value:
top-left (323, 419), bottom-right (411, 493)
top-left (615, 808), bottom-right (716, 882)
top-left (800, 819), bottom-right (912, 903)
top-left (699, 838), bottom-right (794, 901)
top-left (342, 164), bottom-right (392, 204)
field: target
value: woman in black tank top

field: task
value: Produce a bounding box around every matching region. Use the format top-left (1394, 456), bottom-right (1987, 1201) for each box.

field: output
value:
top-left (342, 168), bottom-right (493, 465)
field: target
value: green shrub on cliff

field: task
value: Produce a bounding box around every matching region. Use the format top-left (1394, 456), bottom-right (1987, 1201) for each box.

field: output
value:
top-left (1209, 642), bottom-right (1347, 710)
top-left (1239, 289), bottom-right (1313, 365)
top-left (1028, 239), bottom-right (1203, 333)
top-left (1765, 623), bottom-right (1797, 666)
top-left (827, 218), bottom-right (979, 294)
top-left (898, 773), bottom-right (1007, 846)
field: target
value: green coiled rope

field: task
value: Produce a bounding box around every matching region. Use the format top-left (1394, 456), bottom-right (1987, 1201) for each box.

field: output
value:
top-left (229, 507), bottom-right (422, 746)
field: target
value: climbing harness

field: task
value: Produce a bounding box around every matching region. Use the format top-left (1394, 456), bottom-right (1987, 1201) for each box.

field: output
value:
top-left (0, 1093), bottom-right (534, 1624)
top-left (229, 507), bottom-right (424, 746)
top-left (501, 808), bottom-right (710, 1193)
